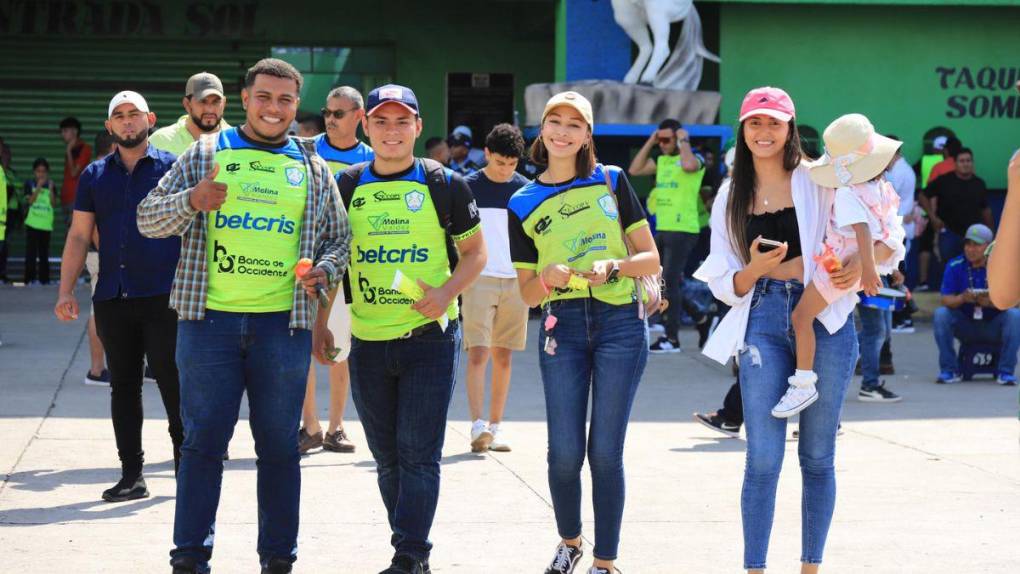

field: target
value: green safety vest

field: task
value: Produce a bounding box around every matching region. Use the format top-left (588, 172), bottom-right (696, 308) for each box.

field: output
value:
top-left (4, 168), bottom-right (17, 210)
top-left (651, 155), bottom-right (704, 233)
top-left (920, 153), bottom-right (942, 189)
top-left (340, 160), bottom-right (476, 341)
top-left (24, 183), bottom-right (54, 232)
top-left (0, 167), bottom-right (6, 240)
top-left (697, 190), bottom-right (709, 228)
top-left (205, 129), bottom-right (308, 313)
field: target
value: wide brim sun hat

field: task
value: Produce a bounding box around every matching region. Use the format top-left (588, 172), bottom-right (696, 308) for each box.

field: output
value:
top-left (809, 113), bottom-right (902, 188)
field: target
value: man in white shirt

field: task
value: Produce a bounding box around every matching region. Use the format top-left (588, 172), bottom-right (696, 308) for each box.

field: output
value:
top-left (460, 124), bottom-right (530, 453)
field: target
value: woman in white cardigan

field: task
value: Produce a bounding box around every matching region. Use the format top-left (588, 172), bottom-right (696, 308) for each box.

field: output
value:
top-left (694, 87), bottom-right (864, 574)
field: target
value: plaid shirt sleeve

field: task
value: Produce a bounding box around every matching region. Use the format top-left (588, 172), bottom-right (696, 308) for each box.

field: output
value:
top-left (137, 139), bottom-right (207, 238)
top-left (312, 156), bottom-right (351, 287)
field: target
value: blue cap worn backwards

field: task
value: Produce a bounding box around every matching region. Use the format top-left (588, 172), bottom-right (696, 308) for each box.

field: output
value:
top-left (366, 84), bottom-right (419, 117)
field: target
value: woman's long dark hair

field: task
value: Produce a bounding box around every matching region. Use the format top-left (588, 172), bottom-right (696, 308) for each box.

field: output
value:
top-left (727, 119), bottom-right (804, 263)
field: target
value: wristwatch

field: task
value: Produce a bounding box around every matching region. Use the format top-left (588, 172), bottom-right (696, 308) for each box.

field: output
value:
top-left (606, 260), bottom-right (621, 282)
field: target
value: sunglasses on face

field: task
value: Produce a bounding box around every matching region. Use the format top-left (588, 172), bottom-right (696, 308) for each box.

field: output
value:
top-left (321, 107), bottom-right (359, 120)
top-left (658, 137), bottom-right (676, 144)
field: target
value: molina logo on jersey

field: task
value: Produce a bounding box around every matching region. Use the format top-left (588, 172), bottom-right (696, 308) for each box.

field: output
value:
top-left (285, 167), bottom-right (304, 187)
top-left (404, 190), bottom-right (425, 212)
top-left (563, 231), bottom-right (607, 262)
top-left (598, 194), bottom-right (618, 220)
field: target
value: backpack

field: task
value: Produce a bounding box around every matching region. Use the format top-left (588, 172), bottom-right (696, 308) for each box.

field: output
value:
top-left (336, 158), bottom-right (461, 302)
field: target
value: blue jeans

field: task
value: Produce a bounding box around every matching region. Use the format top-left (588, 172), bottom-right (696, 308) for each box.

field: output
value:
top-left (659, 231), bottom-right (700, 339)
top-left (171, 311), bottom-right (311, 569)
top-left (738, 279), bottom-right (857, 570)
top-left (934, 307), bottom-right (1020, 374)
top-left (857, 303), bottom-right (892, 390)
top-left (538, 299), bottom-right (648, 561)
top-left (348, 321), bottom-right (461, 562)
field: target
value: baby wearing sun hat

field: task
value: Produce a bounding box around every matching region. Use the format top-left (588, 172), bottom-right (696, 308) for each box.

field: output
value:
top-left (771, 113), bottom-right (906, 419)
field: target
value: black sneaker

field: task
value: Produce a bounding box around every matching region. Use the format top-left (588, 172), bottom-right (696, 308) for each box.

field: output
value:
top-left (84, 368), bottom-right (111, 386)
top-left (858, 383), bottom-right (902, 403)
top-left (380, 554), bottom-right (427, 574)
top-left (649, 336), bottom-right (680, 354)
top-left (544, 542), bottom-right (583, 574)
top-left (261, 558), bottom-right (292, 574)
top-left (170, 556), bottom-right (211, 574)
top-left (693, 412), bottom-right (741, 438)
top-left (102, 475), bottom-right (148, 502)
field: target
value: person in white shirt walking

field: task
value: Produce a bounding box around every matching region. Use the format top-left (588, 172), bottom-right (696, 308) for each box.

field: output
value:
top-left (461, 124), bottom-right (531, 452)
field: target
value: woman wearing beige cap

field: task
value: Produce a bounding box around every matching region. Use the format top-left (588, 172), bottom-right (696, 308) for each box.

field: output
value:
top-left (507, 91), bottom-right (659, 574)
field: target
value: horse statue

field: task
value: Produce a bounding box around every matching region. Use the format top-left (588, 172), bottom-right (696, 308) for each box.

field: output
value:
top-left (611, 0), bottom-right (721, 91)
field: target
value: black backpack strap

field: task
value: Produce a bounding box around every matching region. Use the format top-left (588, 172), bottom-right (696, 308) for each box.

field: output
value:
top-left (338, 163), bottom-right (367, 305)
top-left (419, 158), bottom-right (459, 272)
top-left (336, 161), bottom-right (368, 210)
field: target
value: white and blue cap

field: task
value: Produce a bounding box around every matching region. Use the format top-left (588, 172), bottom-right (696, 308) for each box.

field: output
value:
top-left (366, 84), bottom-right (419, 117)
top-left (108, 90), bottom-right (150, 118)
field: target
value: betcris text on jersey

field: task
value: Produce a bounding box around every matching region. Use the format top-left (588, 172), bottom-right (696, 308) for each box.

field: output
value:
top-left (355, 244), bottom-right (430, 264)
top-left (215, 211), bottom-right (297, 234)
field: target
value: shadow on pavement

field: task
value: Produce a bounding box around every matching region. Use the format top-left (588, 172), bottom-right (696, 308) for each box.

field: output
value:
top-left (0, 495), bottom-right (172, 525)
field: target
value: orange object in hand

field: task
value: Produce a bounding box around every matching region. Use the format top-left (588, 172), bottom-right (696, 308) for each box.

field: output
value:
top-left (294, 257), bottom-right (314, 278)
top-left (294, 257), bottom-right (329, 308)
top-left (814, 245), bottom-right (843, 274)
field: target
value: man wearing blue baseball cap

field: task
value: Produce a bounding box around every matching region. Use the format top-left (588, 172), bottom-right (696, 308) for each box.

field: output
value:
top-left (335, 84), bottom-right (486, 574)
top-left (934, 223), bottom-right (1020, 385)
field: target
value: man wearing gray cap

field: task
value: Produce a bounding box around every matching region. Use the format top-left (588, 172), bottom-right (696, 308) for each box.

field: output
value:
top-left (150, 72), bottom-right (230, 157)
top-left (934, 223), bottom-right (1020, 386)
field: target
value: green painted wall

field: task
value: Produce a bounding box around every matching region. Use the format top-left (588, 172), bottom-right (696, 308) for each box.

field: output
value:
top-left (257, 1), bottom-right (555, 143)
top-left (719, 3), bottom-right (1020, 188)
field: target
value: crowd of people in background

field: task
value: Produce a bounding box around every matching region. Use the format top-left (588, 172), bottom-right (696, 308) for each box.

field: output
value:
top-left (0, 63), bottom-right (1016, 574)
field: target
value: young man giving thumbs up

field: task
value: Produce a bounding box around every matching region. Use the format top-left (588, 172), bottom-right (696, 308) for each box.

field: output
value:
top-left (137, 58), bottom-right (351, 574)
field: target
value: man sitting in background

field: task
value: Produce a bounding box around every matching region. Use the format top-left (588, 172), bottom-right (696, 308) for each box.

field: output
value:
top-left (934, 224), bottom-right (1020, 386)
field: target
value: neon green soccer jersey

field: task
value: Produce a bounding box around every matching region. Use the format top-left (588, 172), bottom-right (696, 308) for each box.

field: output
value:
top-left (508, 164), bottom-right (648, 306)
top-left (313, 134), bottom-right (374, 176)
top-left (205, 128), bottom-right (308, 313)
top-left (339, 159), bottom-right (481, 341)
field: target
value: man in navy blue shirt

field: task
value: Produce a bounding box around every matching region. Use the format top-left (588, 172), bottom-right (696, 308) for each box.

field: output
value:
top-left (934, 223), bottom-right (1020, 385)
top-left (55, 91), bottom-right (184, 503)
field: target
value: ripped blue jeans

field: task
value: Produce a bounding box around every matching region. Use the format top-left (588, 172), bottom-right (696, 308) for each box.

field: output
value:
top-left (738, 279), bottom-right (858, 570)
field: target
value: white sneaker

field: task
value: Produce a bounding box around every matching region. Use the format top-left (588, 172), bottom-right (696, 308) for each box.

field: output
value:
top-left (470, 419), bottom-right (493, 452)
top-left (489, 423), bottom-right (511, 452)
top-left (771, 375), bottom-right (819, 419)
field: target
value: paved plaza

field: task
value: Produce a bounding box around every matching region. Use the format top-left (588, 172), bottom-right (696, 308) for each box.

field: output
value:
top-left (0, 284), bottom-right (1017, 573)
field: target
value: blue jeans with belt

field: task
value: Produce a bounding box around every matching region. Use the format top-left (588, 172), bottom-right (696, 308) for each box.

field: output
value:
top-left (738, 279), bottom-right (858, 570)
top-left (348, 321), bottom-right (461, 562)
top-left (539, 298), bottom-right (648, 561)
top-left (171, 311), bottom-right (311, 570)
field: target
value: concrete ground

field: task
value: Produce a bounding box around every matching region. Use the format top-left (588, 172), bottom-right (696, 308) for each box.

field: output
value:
top-left (0, 283), bottom-right (1017, 573)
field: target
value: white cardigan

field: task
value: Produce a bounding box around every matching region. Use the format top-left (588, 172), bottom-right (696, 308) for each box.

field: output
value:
top-left (693, 164), bottom-right (858, 364)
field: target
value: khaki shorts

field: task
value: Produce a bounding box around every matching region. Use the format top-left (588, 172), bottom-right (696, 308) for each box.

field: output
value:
top-left (326, 298), bottom-right (353, 362)
top-left (461, 275), bottom-right (529, 350)
top-left (86, 251), bottom-right (99, 316)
